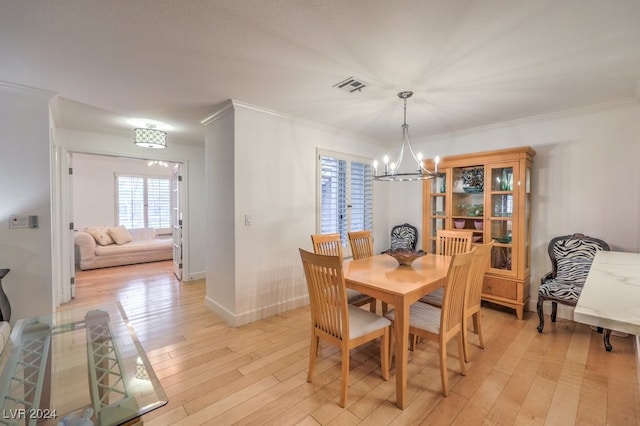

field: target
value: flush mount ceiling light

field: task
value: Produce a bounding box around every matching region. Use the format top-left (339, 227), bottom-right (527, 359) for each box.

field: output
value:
top-left (134, 125), bottom-right (167, 149)
top-left (373, 91), bottom-right (440, 181)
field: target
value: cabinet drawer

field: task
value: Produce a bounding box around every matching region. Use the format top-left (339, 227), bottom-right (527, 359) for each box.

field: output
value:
top-left (482, 276), bottom-right (516, 299)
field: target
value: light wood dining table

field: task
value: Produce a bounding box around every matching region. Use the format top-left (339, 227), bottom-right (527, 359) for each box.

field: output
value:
top-left (343, 253), bottom-right (451, 409)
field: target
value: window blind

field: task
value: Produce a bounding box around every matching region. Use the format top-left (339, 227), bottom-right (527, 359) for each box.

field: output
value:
top-left (318, 152), bottom-right (373, 249)
top-left (147, 178), bottom-right (171, 229)
top-left (117, 176), bottom-right (145, 229)
top-left (116, 174), bottom-right (171, 230)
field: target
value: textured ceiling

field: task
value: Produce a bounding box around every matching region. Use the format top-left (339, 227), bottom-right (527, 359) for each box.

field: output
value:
top-left (1, 0), bottom-right (639, 144)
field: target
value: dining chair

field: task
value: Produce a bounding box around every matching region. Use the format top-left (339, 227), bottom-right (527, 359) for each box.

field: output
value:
top-left (435, 229), bottom-right (473, 256)
top-left (537, 233), bottom-right (610, 333)
top-left (311, 233), bottom-right (376, 313)
top-left (384, 249), bottom-right (475, 396)
top-left (382, 223), bottom-right (418, 253)
top-left (419, 229), bottom-right (473, 306)
top-left (419, 241), bottom-right (493, 362)
top-left (348, 230), bottom-right (374, 260)
top-left (299, 248), bottom-right (390, 407)
top-left (347, 230), bottom-right (390, 314)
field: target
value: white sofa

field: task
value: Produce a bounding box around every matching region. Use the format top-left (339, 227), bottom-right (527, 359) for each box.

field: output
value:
top-left (75, 227), bottom-right (173, 270)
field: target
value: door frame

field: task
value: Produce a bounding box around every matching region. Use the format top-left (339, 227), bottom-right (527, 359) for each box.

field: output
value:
top-left (53, 146), bottom-right (190, 306)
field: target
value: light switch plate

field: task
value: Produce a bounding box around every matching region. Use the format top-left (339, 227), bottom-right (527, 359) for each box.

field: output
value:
top-left (9, 215), bottom-right (28, 229)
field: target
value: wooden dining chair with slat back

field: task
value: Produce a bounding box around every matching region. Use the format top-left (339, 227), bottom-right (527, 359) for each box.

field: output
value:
top-left (347, 230), bottom-right (386, 313)
top-left (435, 229), bottom-right (473, 256)
top-left (419, 229), bottom-right (473, 307)
top-left (299, 248), bottom-right (390, 407)
top-left (461, 240), bottom-right (493, 361)
top-left (384, 249), bottom-right (476, 396)
top-left (311, 233), bottom-right (376, 312)
top-left (348, 230), bottom-right (374, 260)
top-left (419, 241), bottom-right (493, 362)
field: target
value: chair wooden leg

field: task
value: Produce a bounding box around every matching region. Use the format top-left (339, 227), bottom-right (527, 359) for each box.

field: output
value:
top-left (340, 347), bottom-right (350, 407)
top-left (462, 315), bottom-right (470, 363)
top-left (457, 334), bottom-right (466, 376)
top-left (439, 340), bottom-right (449, 396)
top-left (474, 312), bottom-right (484, 350)
top-left (369, 299), bottom-right (377, 313)
top-left (551, 301), bottom-right (558, 322)
top-left (380, 328), bottom-right (390, 381)
top-left (307, 335), bottom-right (318, 382)
top-left (536, 298), bottom-right (545, 333)
top-left (381, 302), bottom-right (388, 314)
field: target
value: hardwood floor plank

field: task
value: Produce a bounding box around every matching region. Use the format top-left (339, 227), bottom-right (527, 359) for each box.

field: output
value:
top-left (62, 262), bottom-right (639, 425)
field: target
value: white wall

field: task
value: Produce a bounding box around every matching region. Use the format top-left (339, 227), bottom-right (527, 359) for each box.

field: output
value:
top-left (204, 102), bottom-right (391, 326)
top-left (55, 127), bottom-right (207, 281)
top-left (401, 101), bottom-right (640, 315)
top-left (203, 106), bottom-right (237, 319)
top-left (0, 86), bottom-right (54, 322)
top-left (72, 153), bottom-right (175, 231)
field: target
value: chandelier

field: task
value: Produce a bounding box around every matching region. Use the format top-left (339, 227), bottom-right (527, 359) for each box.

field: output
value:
top-left (373, 91), bottom-right (439, 181)
top-left (134, 126), bottom-right (167, 149)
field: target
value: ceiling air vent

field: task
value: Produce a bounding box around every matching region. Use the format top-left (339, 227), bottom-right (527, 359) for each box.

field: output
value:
top-left (333, 76), bottom-right (366, 93)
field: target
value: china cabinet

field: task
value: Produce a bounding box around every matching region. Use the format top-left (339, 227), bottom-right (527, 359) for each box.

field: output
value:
top-left (422, 147), bottom-right (535, 319)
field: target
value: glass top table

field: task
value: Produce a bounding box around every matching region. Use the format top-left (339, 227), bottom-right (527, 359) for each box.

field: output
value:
top-left (0, 302), bottom-right (167, 425)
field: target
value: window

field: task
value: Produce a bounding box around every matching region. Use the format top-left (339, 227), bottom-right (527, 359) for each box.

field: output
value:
top-left (317, 150), bottom-right (373, 250)
top-left (116, 174), bottom-right (171, 231)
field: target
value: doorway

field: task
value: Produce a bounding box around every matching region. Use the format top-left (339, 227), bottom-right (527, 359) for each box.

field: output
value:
top-left (63, 152), bottom-right (185, 303)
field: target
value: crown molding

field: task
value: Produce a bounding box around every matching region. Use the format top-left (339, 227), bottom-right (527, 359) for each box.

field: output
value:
top-left (0, 81), bottom-right (56, 98)
top-left (424, 97), bottom-right (640, 141)
top-left (200, 98), bottom-right (294, 126)
top-left (200, 100), bottom-right (234, 126)
top-left (230, 99), bottom-right (294, 120)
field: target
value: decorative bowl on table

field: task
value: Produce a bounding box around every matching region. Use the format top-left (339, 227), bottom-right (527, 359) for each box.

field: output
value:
top-left (385, 249), bottom-right (427, 266)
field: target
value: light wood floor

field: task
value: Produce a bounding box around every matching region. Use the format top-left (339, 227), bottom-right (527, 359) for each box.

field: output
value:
top-left (65, 261), bottom-right (640, 425)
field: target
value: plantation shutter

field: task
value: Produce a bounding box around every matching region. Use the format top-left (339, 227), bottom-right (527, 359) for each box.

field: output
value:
top-left (116, 175), bottom-right (172, 230)
top-left (318, 151), bottom-right (373, 250)
top-left (147, 177), bottom-right (171, 229)
top-left (117, 176), bottom-right (145, 229)
top-left (350, 161), bottom-right (373, 232)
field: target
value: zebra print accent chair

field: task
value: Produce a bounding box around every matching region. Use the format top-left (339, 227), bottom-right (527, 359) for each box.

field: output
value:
top-left (536, 233), bottom-right (610, 333)
top-left (383, 223), bottom-right (418, 253)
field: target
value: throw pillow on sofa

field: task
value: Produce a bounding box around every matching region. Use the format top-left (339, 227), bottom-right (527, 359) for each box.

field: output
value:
top-left (85, 226), bottom-right (114, 246)
top-left (108, 225), bottom-right (133, 245)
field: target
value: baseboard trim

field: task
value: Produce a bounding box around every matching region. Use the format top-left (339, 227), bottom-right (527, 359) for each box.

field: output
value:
top-left (204, 295), bottom-right (310, 327)
top-left (186, 271), bottom-right (206, 281)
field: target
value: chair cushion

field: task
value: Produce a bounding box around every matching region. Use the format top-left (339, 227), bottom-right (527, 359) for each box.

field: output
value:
top-left (348, 305), bottom-right (391, 340)
top-left (346, 289), bottom-right (372, 306)
top-left (419, 288), bottom-right (444, 307)
top-left (538, 279), bottom-right (582, 302)
top-left (384, 302), bottom-right (441, 334)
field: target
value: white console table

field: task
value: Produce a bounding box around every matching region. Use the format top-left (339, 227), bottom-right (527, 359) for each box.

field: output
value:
top-left (574, 251), bottom-right (640, 351)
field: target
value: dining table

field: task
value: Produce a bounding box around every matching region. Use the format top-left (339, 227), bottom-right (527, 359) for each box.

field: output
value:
top-left (574, 250), bottom-right (640, 352)
top-left (343, 253), bottom-right (451, 409)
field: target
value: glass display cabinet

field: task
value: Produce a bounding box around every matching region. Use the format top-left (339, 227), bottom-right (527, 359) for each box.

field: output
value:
top-left (422, 147), bottom-right (535, 319)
